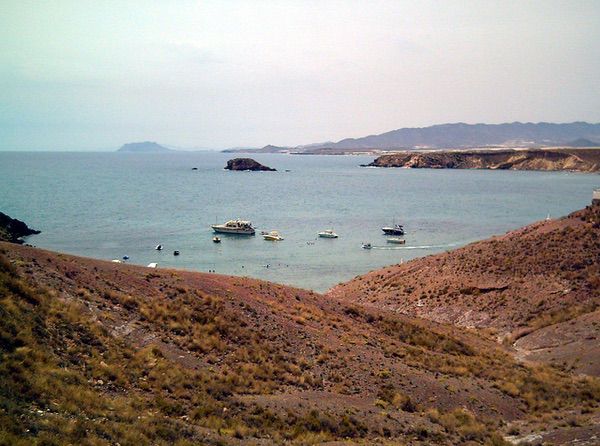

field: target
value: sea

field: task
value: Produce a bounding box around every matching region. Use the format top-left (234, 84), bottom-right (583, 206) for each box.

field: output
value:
top-left (1, 151), bottom-right (598, 292)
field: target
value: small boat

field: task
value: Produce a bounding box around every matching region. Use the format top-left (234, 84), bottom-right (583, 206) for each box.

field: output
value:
top-left (111, 259), bottom-right (122, 263)
top-left (318, 229), bottom-right (338, 238)
top-left (211, 219), bottom-right (256, 235)
top-left (387, 237), bottom-right (406, 244)
top-left (173, 250), bottom-right (180, 256)
top-left (147, 262), bottom-right (158, 268)
top-left (212, 236), bottom-right (221, 243)
top-left (362, 243), bottom-right (372, 249)
top-left (155, 244), bottom-right (163, 251)
top-left (382, 223), bottom-right (404, 235)
top-left (122, 255), bottom-right (129, 260)
top-left (263, 230), bottom-right (284, 241)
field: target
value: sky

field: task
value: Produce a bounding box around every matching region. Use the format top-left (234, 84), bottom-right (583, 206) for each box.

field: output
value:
top-left (1, 0), bottom-right (600, 151)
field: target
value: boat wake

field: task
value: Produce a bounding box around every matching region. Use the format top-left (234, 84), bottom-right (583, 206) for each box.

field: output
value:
top-left (372, 242), bottom-right (458, 250)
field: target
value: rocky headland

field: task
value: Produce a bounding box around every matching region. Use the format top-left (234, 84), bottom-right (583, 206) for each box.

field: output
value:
top-left (0, 212), bottom-right (40, 243)
top-left (225, 157), bottom-right (276, 171)
top-left (364, 148), bottom-right (600, 172)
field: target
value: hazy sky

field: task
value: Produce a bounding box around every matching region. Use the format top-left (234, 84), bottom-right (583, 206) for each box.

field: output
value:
top-left (2, 1), bottom-right (599, 150)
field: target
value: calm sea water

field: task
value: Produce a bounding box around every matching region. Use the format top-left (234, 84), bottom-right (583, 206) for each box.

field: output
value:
top-left (1, 151), bottom-right (598, 291)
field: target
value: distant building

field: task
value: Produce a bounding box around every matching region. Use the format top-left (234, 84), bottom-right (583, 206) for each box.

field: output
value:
top-left (593, 189), bottom-right (600, 205)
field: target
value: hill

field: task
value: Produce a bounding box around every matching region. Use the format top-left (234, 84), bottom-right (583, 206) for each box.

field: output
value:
top-left (330, 202), bottom-right (600, 377)
top-left (311, 122), bottom-right (600, 151)
top-left (233, 122), bottom-right (600, 154)
top-left (364, 148), bottom-right (600, 172)
top-left (2, 239), bottom-right (600, 444)
top-left (118, 142), bottom-right (173, 153)
top-left (566, 138), bottom-right (599, 147)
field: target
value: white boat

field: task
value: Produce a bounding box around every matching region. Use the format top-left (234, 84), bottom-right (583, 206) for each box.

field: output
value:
top-left (387, 237), bottom-right (406, 244)
top-left (382, 223), bottom-right (404, 235)
top-left (147, 262), bottom-right (158, 268)
top-left (263, 230), bottom-right (284, 241)
top-left (362, 243), bottom-right (372, 249)
top-left (211, 219), bottom-right (255, 235)
top-left (318, 229), bottom-right (338, 238)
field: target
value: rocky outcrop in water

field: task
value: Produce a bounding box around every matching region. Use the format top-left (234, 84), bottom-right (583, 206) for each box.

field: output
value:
top-left (0, 212), bottom-right (40, 244)
top-left (365, 149), bottom-right (600, 172)
top-left (225, 158), bottom-right (276, 171)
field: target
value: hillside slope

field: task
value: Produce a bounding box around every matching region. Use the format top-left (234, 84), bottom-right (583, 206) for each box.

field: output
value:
top-left (2, 242), bottom-right (599, 444)
top-left (330, 203), bottom-right (600, 376)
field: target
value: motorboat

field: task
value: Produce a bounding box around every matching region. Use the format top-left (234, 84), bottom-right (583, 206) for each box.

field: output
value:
top-left (382, 223), bottom-right (404, 235)
top-left (212, 236), bottom-right (221, 243)
top-left (263, 230), bottom-right (284, 241)
top-left (211, 219), bottom-right (256, 235)
top-left (386, 237), bottom-right (406, 244)
top-left (147, 262), bottom-right (158, 268)
top-left (173, 250), bottom-right (180, 256)
top-left (318, 229), bottom-right (338, 238)
top-left (362, 243), bottom-right (372, 249)
top-left (155, 244), bottom-right (163, 251)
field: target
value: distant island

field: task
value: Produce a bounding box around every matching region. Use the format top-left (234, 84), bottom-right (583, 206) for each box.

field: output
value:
top-left (225, 158), bottom-right (276, 171)
top-left (364, 148), bottom-right (600, 172)
top-left (117, 141), bottom-right (173, 153)
top-left (225, 122), bottom-right (600, 155)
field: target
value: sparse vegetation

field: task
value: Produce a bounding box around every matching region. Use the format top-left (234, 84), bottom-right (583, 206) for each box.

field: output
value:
top-left (1, 202), bottom-right (600, 446)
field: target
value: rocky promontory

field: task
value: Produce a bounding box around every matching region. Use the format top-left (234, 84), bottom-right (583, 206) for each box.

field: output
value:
top-left (0, 212), bottom-right (40, 244)
top-left (365, 148), bottom-right (600, 172)
top-left (225, 157), bottom-right (276, 171)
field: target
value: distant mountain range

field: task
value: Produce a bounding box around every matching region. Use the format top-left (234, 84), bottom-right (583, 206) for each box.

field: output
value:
top-left (223, 122), bottom-right (600, 154)
top-left (117, 142), bottom-right (173, 152)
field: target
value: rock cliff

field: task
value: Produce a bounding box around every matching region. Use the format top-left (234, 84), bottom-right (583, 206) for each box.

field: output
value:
top-left (365, 149), bottom-right (600, 172)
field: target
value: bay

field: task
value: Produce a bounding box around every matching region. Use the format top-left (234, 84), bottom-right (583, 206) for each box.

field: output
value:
top-left (0, 151), bottom-right (597, 291)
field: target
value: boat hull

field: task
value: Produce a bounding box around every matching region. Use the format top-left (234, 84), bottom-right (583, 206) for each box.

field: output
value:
top-left (211, 225), bottom-right (255, 235)
top-left (382, 228), bottom-right (404, 235)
